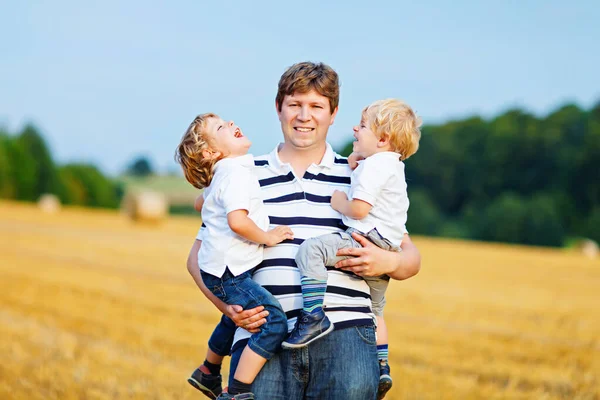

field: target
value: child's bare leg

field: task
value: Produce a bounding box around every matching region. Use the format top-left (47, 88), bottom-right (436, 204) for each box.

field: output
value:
top-left (205, 347), bottom-right (224, 365)
top-left (228, 346), bottom-right (267, 394)
top-left (376, 316), bottom-right (389, 364)
top-left (376, 315), bottom-right (393, 398)
top-left (376, 316), bottom-right (388, 346)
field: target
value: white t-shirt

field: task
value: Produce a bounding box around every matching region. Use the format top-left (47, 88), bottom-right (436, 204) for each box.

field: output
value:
top-left (197, 154), bottom-right (269, 277)
top-left (343, 151), bottom-right (408, 246)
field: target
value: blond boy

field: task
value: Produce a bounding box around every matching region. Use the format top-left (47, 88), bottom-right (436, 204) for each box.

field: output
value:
top-left (282, 99), bottom-right (421, 399)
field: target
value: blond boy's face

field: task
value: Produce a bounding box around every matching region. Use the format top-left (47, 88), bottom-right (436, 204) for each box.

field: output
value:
top-left (352, 115), bottom-right (380, 158)
top-left (205, 117), bottom-right (252, 158)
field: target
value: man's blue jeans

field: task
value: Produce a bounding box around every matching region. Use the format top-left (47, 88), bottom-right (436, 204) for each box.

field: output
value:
top-left (201, 268), bottom-right (288, 360)
top-left (230, 325), bottom-right (379, 399)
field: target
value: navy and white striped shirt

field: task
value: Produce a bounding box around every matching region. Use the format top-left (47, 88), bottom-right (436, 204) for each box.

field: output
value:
top-left (198, 143), bottom-right (375, 351)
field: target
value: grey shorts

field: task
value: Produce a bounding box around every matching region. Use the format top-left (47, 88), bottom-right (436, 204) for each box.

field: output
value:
top-left (295, 227), bottom-right (401, 316)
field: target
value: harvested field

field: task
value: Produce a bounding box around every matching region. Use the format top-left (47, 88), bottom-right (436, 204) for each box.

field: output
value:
top-left (1, 200), bottom-right (598, 399)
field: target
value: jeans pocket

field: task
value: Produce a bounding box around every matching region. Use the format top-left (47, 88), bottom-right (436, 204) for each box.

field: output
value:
top-left (354, 325), bottom-right (377, 345)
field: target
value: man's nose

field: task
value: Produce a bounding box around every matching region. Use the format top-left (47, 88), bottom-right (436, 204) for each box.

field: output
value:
top-left (298, 106), bottom-right (310, 121)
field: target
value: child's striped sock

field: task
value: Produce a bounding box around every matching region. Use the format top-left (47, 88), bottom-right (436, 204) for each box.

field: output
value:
top-left (377, 344), bottom-right (389, 364)
top-left (300, 277), bottom-right (327, 313)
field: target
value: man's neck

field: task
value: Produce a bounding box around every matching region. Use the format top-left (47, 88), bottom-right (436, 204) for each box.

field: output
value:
top-left (278, 143), bottom-right (327, 178)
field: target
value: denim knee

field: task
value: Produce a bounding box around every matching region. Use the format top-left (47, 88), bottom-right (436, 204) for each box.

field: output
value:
top-left (248, 304), bottom-right (288, 359)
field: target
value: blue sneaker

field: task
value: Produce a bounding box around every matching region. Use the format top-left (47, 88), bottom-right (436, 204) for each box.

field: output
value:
top-left (187, 365), bottom-right (222, 399)
top-left (281, 309), bottom-right (334, 349)
top-left (377, 362), bottom-right (393, 399)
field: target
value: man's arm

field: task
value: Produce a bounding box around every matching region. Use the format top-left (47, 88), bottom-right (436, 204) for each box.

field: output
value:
top-left (334, 233), bottom-right (421, 280)
top-left (187, 239), bottom-right (268, 332)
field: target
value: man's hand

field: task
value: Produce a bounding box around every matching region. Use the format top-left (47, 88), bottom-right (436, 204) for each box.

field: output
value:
top-left (335, 232), bottom-right (421, 280)
top-left (265, 225), bottom-right (294, 246)
top-left (335, 232), bottom-right (396, 277)
top-left (225, 304), bottom-right (269, 333)
top-left (330, 190), bottom-right (348, 213)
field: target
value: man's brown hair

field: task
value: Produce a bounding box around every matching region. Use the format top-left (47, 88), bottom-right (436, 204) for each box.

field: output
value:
top-left (276, 62), bottom-right (340, 113)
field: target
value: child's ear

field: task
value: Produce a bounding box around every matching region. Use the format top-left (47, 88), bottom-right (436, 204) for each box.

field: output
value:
top-left (377, 134), bottom-right (390, 148)
top-left (202, 149), bottom-right (221, 160)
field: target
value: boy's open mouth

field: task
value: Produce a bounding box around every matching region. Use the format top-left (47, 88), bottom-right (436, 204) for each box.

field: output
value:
top-left (234, 128), bottom-right (244, 138)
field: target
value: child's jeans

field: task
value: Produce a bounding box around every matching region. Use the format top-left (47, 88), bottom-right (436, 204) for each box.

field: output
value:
top-left (201, 267), bottom-right (288, 360)
top-left (295, 227), bottom-right (400, 316)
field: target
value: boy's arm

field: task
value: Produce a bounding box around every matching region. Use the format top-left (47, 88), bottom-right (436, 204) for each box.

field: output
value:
top-left (186, 239), bottom-right (268, 332)
top-left (227, 210), bottom-right (294, 246)
top-left (194, 194), bottom-right (204, 212)
top-left (330, 190), bottom-right (372, 220)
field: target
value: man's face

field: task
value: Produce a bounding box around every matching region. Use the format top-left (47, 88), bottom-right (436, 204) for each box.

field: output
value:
top-left (276, 90), bottom-right (338, 151)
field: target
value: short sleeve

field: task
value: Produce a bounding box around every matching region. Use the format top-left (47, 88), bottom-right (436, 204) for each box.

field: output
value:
top-left (350, 158), bottom-right (393, 206)
top-left (219, 167), bottom-right (254, 214)
top-left (196, 225), bottom-right (205, 241)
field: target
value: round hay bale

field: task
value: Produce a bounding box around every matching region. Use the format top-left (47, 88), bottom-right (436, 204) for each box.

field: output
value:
top-left (38, 194), bottom-right (61, 213)
top-left (121, 191), bottom-right (168, 223)
top-left (577, 239), bottom-right (599, 259)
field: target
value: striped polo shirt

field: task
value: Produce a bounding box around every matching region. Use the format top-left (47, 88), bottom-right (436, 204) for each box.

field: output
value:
top-left (199, 143), bottom-right (375, 351)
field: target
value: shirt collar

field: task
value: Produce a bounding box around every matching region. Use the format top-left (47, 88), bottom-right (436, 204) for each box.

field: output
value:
top-left (356, 151), bottom-right (401, 166)
top-left (267, 142), bottom-right (337, 172)
top-left (214, 154), bottom-right (255, 172)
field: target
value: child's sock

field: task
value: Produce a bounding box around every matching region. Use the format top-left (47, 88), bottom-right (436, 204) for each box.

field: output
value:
top-left (377, 344), bottom-right (389, 365)
top-left (228, 378), bottom-right (252, 395)
top-left (300, 276), bottom-right (327, 313)
top-left (202, 359), bottom-right (221, 376)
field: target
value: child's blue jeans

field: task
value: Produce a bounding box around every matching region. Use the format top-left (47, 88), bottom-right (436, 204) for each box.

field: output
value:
top-left (201, 267), bottom-right (288, 360)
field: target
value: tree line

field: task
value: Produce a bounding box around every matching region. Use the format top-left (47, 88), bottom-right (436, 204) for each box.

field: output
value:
top-left (341, 102), bottom-right (600, 247)
top-left (0, 124), bottom-right (122, 208)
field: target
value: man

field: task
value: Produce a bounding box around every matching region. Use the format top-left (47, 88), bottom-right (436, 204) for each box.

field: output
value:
top-left (186, 61), bottom-right (421, 399)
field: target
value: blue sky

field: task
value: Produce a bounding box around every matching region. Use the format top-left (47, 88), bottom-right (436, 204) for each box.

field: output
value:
top-left (1, 1), bottom-right (598, 175)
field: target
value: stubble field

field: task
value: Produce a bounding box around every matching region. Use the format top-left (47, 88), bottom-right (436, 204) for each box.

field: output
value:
top-left (0, 200), bottom-right (598, 399)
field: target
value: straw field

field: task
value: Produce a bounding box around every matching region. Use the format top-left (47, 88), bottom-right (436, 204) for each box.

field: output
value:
top-left (1, 200), bottom-right (598, 399)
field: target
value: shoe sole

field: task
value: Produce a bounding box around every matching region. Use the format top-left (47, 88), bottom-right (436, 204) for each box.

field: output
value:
top-left (377, 375), bottom-right (393, 400)
top-left (187, 377), bottom-right (221, 400)
top-left (280, 323), bottom-right (335, 349)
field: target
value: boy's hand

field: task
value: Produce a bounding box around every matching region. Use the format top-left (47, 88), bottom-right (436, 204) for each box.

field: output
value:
top-left (347, 152), bottom-right (363, 170)
top-left (331, 190), bottom-right (348, 212)
top-left (265, 225), bottom-right (294, 246)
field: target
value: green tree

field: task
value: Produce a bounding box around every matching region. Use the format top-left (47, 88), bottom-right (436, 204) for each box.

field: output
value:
top-left (16, 124), bottom-right (60, 199)
top-left (58, 164), bottom-right (121, 208)
top-left (0, 131), bottom-right (15, 198)
top-left (126, 156), bottom-right (154, 177)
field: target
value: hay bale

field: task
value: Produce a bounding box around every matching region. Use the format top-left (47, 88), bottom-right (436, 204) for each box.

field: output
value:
top-left (576, 239), bottom-right (599, 259)
top-left (121, 191), bottom-right (168, 223)
top-left (38, 194), bottom-right (61, 213)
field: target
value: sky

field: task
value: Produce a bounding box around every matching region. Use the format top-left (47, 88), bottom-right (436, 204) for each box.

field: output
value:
top-left (1, 1), bottom-right (599, 176)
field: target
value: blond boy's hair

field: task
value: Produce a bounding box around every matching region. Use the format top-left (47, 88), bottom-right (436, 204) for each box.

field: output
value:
top-left (174, 113), bottom-right (224, 189)
top-left (363, 99), bottom-right (422, 160)
top-left (276, 61), bottom-right (340, 114)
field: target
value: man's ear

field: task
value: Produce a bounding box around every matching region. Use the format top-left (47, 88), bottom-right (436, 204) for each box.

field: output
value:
top-left (329, 106), bottom-right (339, 126)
